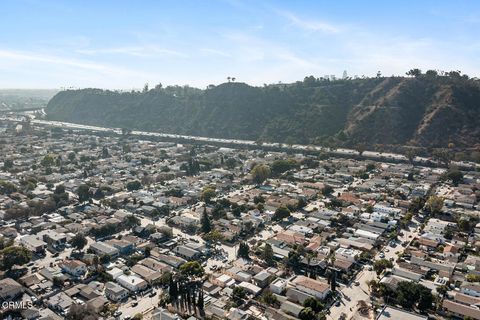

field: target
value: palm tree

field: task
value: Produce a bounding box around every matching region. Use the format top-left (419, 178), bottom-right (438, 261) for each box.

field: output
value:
top-left (227, 77), bottom-right (231, 82)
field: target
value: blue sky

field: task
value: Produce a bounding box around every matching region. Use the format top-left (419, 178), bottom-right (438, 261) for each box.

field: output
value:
top-left (0, 0), bottom-right (479, 89)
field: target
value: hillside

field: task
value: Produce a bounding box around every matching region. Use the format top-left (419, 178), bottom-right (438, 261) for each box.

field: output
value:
top-left (45, 75), bottom-right (480, 148)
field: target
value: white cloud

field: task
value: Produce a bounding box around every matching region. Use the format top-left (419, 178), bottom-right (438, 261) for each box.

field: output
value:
top-left (76, 46), bottom-right (188, 58)
top-left (0, 48), bottom-right (157, 88)
top-left (276, 9), bottom-right (341, 34)
top-left (199, 48), bottom-right (231, 57)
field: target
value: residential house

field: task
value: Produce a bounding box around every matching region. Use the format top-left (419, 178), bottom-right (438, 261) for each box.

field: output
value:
top-left (60, 260), bottom-right (87, 277)
top-left (291, 276), bottom-right (331, 300)
top-left (116, 274), bottom-right (148, 292)
top-left (90, 242), bottom-right (119, 258)
top-left (104, 281), bottom-right (129, 302)
top-left (0, 278), bottom-right (24, 302)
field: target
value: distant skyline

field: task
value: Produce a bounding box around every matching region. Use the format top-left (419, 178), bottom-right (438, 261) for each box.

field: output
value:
top-left (1, 0), bottom-right (479, 89)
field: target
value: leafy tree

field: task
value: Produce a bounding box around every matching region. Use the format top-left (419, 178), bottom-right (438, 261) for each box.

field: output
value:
top-left (436, 284), bottom-right (448, 296)
top-left (262, 243), bottom-right (275, 266)
top-left (299, 307), bottom-right (316, 320)
top-left (125, 215), bottom-right (141, 229)
top-left (0, 245), bottom-right (32, 270)
top-left (458, 218), bottom-right (472, 232)
top-left (211, 203), bottom-right (226, 219)
top-left (101, 146), bottom-right (109, 158)
top-left (179, 261), bottom-right (204, 277)
top-left (445, 168), bottom-right (463, 186)
top-left (77, 184), bottom-right (92, 203)
top-left (409, 197), bottom-right (425, 212)
top-left (273, 206), bottom-right (291, 221)
top-left (365, 204), bottom-right (374, 213)
top-left (425, 70), bottom-right (438, 78)
top-left (261, 290), bottom-right (279, 307)
top-left (322, 185), bottom-right (334, 196)
top-left (373, 259), bottom-right (393, 276)
top-left (400, 212), bottom-right (413, 229)
top-left (132, 314), bottom-right (143, 320)
top-left (253, 195), bottom-right (265, 204)
top-left (68, 152), bottom-right (76, 162)
top-left (0, 180), bottom-right (17, 195)
top-left (251, 164), bottom-right (271, 184)
top-left (287, 250), bottom-right (301, 270)
top-left (432, 148), bottom-right (452, 165)
top-left (156, 271), bottom-right (172, 287)
top-left (3, 159), bottom-right (13, 171)
top-left (41, 154), bottom-right (55, 167)
top-left (406, 68), bottom-right (422, 77)
top-left (54, 185), bottom-right (65, 194)
top-left (158, 226), bottom-right (173, 239)
top-left (271, 159), bottom-right (298, 176)
top-left (303, 297), bottom-right (324, 313)
top-left (200, 207), bottom-right (212, 234)
top-left (100, 254), bottom-right (111, 264)
top-left (70, 234), bottom-right (87, 251)
top-left (165, 188), bottom-right (183, 198)
top-left (396, 281), bottom-right (433, 311)
top-left (237, 242), bottom-right (250, 259)
top-left (203, 230), bottom-right (224, 243)
top-left (201, 186), bottom-right (216, 204)
top-left (53, 276), bottom-right (65, 287)
top-left (225, 157), bottom-right (237, 169)
top-left (425, 196), bottom-right (444, 214)
top-left (232, 286), bottom-right (247, 300)
top-left (0, 238), bottom-right (13, 250)
top-left (417, 286), bottom-right (433, 311)
top-left (126, 180), bottom-right (142, 191)
top-left (232, 206), bottom-right (242, 217)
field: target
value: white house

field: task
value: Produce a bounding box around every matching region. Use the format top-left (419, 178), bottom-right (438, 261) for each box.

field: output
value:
top-left (335, 247), bottom-right (360, 262)
top-left (270, 278), bottom-right (287, 294)
top-left (19, 235), bottom-right (46, 253)
top-left (116, 274), bottom-right (147, 292)
top-left (354, 229), bottom-right (380, 241)
top-left (107, 267), bottom-right (124, 280)
top-left (105, 281), bottom-right (129, 302)
top-left (60, 260), bottom-right (87, 277)
top-left (373, 204), bottom-right (402, 218)
top-left (291, 276), bottom-right (330, 300)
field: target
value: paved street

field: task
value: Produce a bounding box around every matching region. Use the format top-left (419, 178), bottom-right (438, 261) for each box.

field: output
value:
top-left (328, 221), bottom-right (420, 320)
top-left (117, 289), bottom-right (162, 319)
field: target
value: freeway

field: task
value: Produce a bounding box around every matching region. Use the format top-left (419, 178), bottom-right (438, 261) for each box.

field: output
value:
top-left (1, 115), bottom-right (478, 170)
